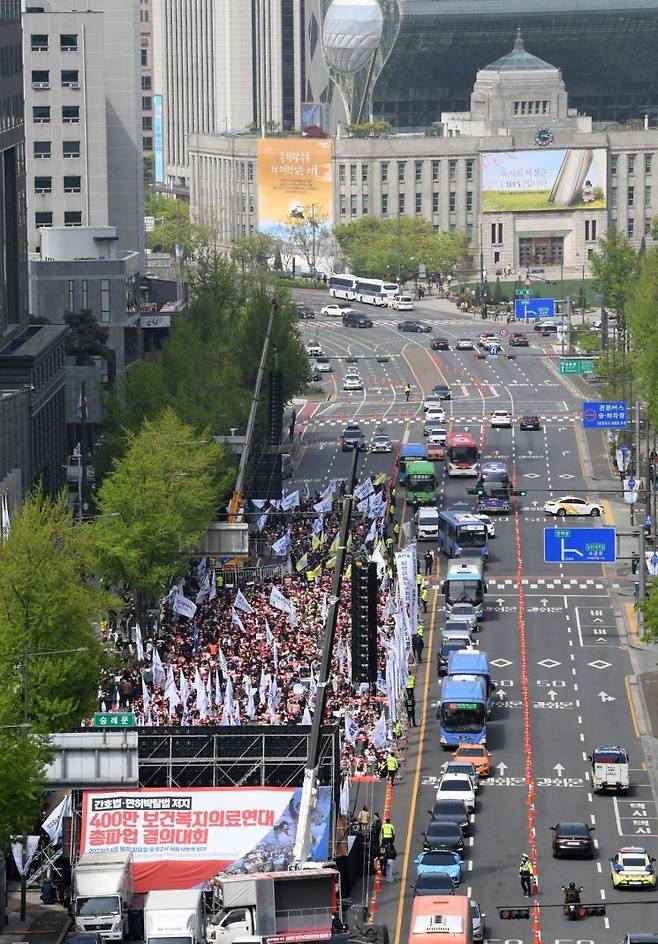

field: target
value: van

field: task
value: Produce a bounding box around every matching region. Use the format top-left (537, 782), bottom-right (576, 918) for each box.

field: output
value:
top-left (394, 294), bottom-right (414, 311)
top-left (415, 507), bottom-right (440, 540)
top-left (408, 895), bottom-right (472, 944)
top-left (281, 454), bottom-right (293, 480)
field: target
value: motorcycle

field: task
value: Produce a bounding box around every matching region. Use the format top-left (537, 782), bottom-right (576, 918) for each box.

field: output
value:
top-left (562, 886), bottom-right (584, 920)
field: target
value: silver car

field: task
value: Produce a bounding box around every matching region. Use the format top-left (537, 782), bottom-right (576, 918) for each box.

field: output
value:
top-left (370, 434), bottom-right (393, 453)
top-left (470, 900), bottom-right (486, 942)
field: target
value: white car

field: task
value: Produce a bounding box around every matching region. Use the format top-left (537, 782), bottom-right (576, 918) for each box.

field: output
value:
top-left (393, 294), bottom-right (414, 311)
top-left (428, 428), bottom-right (448, 446)
top-left (343, 374), bottom-right (363, 391)
top-left (474, 513), bottom-right (495, 538)
top-left (441, 761), bottom-right (480, 791)
top-left (441, 627), bottom-right (475, 647)
top-left (435, 773), bottom-right (476, 813)
top-left (447, 603), bottom-right (478, 629)
top-left (306, 343), bottom-right (324, 357)
top-left (322, 303), bottom-right (352, 317)
top-left (490, 410), bottom-right (512, 428)
top-left (426, 405), bottom-right (446, 423)
top-left (370, 433), bottom-right (393, 453)
top-left (423, 395), bottom-right (444, 412)
top-left (543, 495), bottom-right (604, 517)
top-left (313, 359), bottom-right (333, 373)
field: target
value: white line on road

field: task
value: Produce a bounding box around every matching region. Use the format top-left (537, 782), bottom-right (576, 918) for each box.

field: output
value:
top-left (613, 796), bottom-right (623, 836)
top-left (600, 888), bottom-right (606, 900)
top-left (580, 732), bottom-right (585, 741)
top-left (590, 814), bottom-right (596, 824)
top-left (604, 917), bottom-right (610, 929)
top-left (597, 862), bottom-right (602, 873)
top-left (582, 751), bottom-right (588, 761)
top-left (588, 792), bottom-right (593, 803)
top-left (468, 859), bottom-right (473, 871)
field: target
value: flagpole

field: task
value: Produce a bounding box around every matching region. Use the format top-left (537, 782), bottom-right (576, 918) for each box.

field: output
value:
top-left (293, 443), bottom-right (362, 866)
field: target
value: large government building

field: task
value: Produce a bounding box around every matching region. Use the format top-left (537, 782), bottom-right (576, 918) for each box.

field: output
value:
top-left (189, 34), bottom-right (658, 275)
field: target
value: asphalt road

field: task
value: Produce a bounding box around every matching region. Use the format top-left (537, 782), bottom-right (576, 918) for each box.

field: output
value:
top-left (291, 292), bottom-right (655, 944)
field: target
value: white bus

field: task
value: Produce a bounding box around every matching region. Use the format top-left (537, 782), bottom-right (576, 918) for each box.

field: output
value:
top-left (355, 277), bottom-right (399, 306)
top-left (328, 274), bottom-right (356, 300)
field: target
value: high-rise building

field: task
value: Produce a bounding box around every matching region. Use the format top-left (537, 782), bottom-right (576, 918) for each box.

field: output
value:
top-left (152, 0), bottom-right (305, 191)
top-left (140, 0), bottom-right (153, 160)
top-left (306, 0), bottom-right (658, 132)
top-left (22, 0), bottom-right (144, 257)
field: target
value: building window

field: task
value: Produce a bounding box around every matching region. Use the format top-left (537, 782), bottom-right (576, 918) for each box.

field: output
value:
top-left (63, 141), bottom-right (81, 158)
top-left (65, 211), bottom-right (82, 226)
top-left (415, 161), bottom-right (422, 183)
top-left (142, 116), bottom-right (152, 130)
top-left (350, 194), bottom-right (357, 215)
top-left (645, 185), bottom-right (652, 208)
top-left (381, 161), bottom-right (388, 183)
top-left (466, 192), bottom-right (473, 212)
top-left (34, 176), bottom-right (52, 194)
top-left (381, 193), bottom-right (388, 215)
top-left (628, 218), bottom-right (634, 238)
top-left (645, 218), bottom-right (652, 236)
top-left (31, 34), bottom-right (49, 51)
top-left (449, 192), bottom-right (456, 212)
top-left (33, 105), bottom-right (50, 124)
top-left (60, 34), bottom-right (78, 51)
top-left (68, 279), bottom-right (75, 310)
top-left (32, 70), bottom-right (50, 88)
top-left (432, 192), bottom-right (439, 213)
top-left (361, 164), bottom-right (368, 184)
top-left (398, 161), bottom-right (406, 183)
top-left (350, 163), bottom-right (357, 185)
top-left (645, 153), bottom-right (653, 175)
top-left (82, 279), bottom-right (88, 309)
top-left (339, 164), bottom-right (345, 185)
top-left (141, 75), bottom-right (151, 90)
top-left (100, 279), bottom-right (110, 322)
top-left (61, 69), bottom-right (79, 88)
top-left (432, 160), bottom-right (439, 182)
top-left (142, 96), bottom-right (152, 111)
top-left (466, 159), bottom-right (474, 181)
top-left (610, 187), bottom-right (617, 208)
top-left (628, 186), bottom-right (635, 207)
top-left (610, 155), bottom-right (618, 176)
top-left (491, 222), bottom-right (503, 244)
top-left (585, 219), bottom-right (597, 241)
top-left (34, 141), bottom-right (51, 160)
top-left (398, 193), bottom-right (405, 214)
top-left (143, 136), bottom-right (153, 150)
top-left (628, 154), bottom-right (636, 176)
top-left (449, 160), bottom-right (456, 180)
top-left (141, 48), bottom-right (148, 66)
top-left (35, 211), bottom-right (52, 228)
top-left (62, 105), bottom-right (79, 123)
top-left (339, 194), bottom-right (346, 216)
top-left (415, 192), bottom-right (422, 214)
top-left (362, 194), bottom-right (368, 214)
top-left (64, 175), bottom-right (81, 193)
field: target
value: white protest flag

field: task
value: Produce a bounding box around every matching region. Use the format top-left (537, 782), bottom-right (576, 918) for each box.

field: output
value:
top-left (302, 705), bottom-right (312, 725)
top-left (164, 666), bottom-right (180, 713)
top-left (267, 690), bottom-right (278, 724)
top-left (281, 489), bottom-right (300, 511)
top-left (11, 837), bottom-right (37, 877)
top-left (234, 589), bottom-right (254, 614)
top-left (194, 668), bottom-right (209, 719)
top-left (221, 698), bottom-right (234, 726)
top-left (225, 675), bottom-right (234, 710)
top-left (356, 497), bottom-right (369, 513)
top-left (1, 493), bottom-right (10, 542)
top-left (312, 516), bottom-right (324, 535)
top-left (141, 676), bottom-right (151, 711)
top-left (303, 481), bottom-right (311, 500)
top-left (368, 492), bottom-right (385, 518)
top-left (271, 533), bottom-right (290, 556)
top-left (197, 556), bottom-right (207, 580)
top-left (259, 668), bottom-right (268, 702)
top-left (344, 715), bottom-right (361, 746)
top-left (370, 712), bottom-right (388, 750)
top-left (252, 498), bottom-right (267, 508)
top-left (372, 545), bottom-right (387, 578)
top-left (214, 671), bottom-right (223, 707)
top-left (257, 513), bottom-right (268, 531)
top-left (145, 707), bottom-right (154, 726)
top-left (339, 777), bottom-right (350, 817)
top-left (231, 608), bottom-right (245, 633)
top-left (217, 646), bottom-right (228, 674)
top-left (42, 794), bottom-right (72, 843)
top-left (354, 477), bottom-right (374, 501)
top-left (208, 570), bottom-right (217, 601)
top-left (265, 620), bottom-right (275, 647)
top-left (313, 497), bottom-right (332, 514)
top-left (233, 700), bottom-right (242, 725)
top-left (134, 624), bottom-right (144, 662)
top-left (179, 669), bottom-right (189, 705)
top-left (320, 594), bottom-right (328, 623)
top-left (173, 592), bottom-right (197, 619)
top-left (206, 672), bottom-right (212, 705)
top-left (195, 572), bottom-right (211, 605)
top-left (269, 585), bottom-right (293, 616)
top-left (273, 638), bottom-right (279, 672)
top-left (365, 520), bottom-right (378, 544)
top-left (246, 687), bottom-right (256, 719)
top-left (152, 648), bottom-right (165, 685)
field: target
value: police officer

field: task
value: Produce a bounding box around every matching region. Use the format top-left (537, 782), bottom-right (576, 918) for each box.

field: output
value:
top-left (390, 486), bottom-right (396, 508)
top-left (404, 383), bottom-right (411, 402)
top-left (393, 521), bottom-right (400, 539)
top-left (519, 854), bottom-right (533, 896)
top-left (405, 690), bottom-right (417, 727)
top-left (424, 550), bottom-right (434, 575)
top-left (420, 586), bottom-right (429, 613)
top-left (406, 671), bottom-right (416, 694)
top-left (412, 630), bottom-right (424, 664)
top-left (392, 719), bottom-right (402, 740)
top-left (385, 755), bottom-right (399, 784)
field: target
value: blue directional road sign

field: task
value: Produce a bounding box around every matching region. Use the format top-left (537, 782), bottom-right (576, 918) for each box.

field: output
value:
top-left (544, 527), bottom-right (616, 563)
top-left (489, 345), bottom-right (499, 356)
top-left (514, 297), bottom-right (555, 320)
top-left (582, 400), bottom-right (628, 429)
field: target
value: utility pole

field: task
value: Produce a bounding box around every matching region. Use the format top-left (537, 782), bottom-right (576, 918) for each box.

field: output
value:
top-left (566, 296), bottom-right (573, 355)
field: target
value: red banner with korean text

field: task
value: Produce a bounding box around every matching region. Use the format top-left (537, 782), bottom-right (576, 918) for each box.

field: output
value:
top-left (80, 788), bottom-right (298, 891)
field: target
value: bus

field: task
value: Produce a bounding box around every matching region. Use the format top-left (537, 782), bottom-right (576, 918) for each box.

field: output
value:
top-left (408, 895), bottom-right (472, 944)
top-left (328, 274), bottom-right (356, 300)
top-left (354, 277), bottom-right (399, 305)
top-left (445, 433), bottom-right (479, 477)
top-left (438, 674), bottom-right (488, 746)
top-left (437, 511), bottom-right (488, 560)
top-left (447, 650), bottom-right (496, 715)
top-left (405, 460), bottom-right (437, 508)
top-left (476, 460), bottom-right (511, 514)
top-left (442, 559), bottom-right (486, 620)
top-left (399, 442), bottom-right (428, 485)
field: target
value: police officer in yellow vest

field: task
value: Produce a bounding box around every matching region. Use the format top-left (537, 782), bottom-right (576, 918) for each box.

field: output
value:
top-left (381, 817), bottom-right (396, 844)
top-left (385, 756), bottom-right (399, 784)
top-left (420, 586), bottom-right (429, 613)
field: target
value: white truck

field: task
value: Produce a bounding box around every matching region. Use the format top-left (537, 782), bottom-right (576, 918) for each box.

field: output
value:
top-left (590, 744), bottom-right (630, 792)
top-left (206, 869), bottom-right (337, 944)
top-left (144, 889), bottom-right (205, 944)
top-left (73, 852), bottom-right (134, 942)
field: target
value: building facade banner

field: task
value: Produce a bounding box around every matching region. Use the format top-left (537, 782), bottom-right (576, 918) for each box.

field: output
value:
top-left (257, 139), bottom-right (333, 237)
top-left (80, 787), bottom-right (331, 890)
top-left (481, 149), bottom-right (607, 212)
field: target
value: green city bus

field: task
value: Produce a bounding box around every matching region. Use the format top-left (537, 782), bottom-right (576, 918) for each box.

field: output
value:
top-left (405, 459), bottom-right (437, 508)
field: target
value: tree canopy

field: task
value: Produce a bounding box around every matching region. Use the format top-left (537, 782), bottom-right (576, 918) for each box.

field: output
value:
top-left (334, 215), bottom-right (470, 283)
top-left (589, 227), bottom-right (638, 318)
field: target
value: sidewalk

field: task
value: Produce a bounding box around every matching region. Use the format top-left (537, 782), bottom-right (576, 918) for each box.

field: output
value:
top-left (0, 886), bottom-right (71, 944)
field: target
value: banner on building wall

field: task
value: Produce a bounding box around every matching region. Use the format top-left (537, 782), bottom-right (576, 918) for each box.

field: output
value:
top-left (481, 149), bottom-right (607, 212)
top-left (257, 139), bottom-right (333, 238)
top-left (80, 787), bottom-right (331, 891)
top-left (153, 96), bottom-right (164, 184)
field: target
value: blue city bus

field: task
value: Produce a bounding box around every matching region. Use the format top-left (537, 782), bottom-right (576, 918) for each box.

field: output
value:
top-left (476, 460), bottom-right (512, 514)
top-left (438, 674), bottom-right (488, 746)
top-left (399, 442), bottom-right (428, 485)
top-left (442, 559), bottom-right (487, 620)
top-left (447, 650), bottom-right (495, 716)
top-left (437, 511), bottom-right (488, 560)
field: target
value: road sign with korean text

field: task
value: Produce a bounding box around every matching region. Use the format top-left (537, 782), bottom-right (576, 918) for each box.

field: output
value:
top-left (544, 527), bottom-right (616, 563)
top-left (582, 401), bottom-right (628, 429)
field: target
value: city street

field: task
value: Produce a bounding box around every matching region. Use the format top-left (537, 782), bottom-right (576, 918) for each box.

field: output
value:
top-left (293, 292), bottom-right (654, 944)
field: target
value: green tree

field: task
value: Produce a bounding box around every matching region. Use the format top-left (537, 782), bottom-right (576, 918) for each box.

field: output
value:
top-left (0, 732), bottom-right (50, 851)
top-left (288, 206), bottom-right (330, 273)
top-left (0, 489), bottom-right (110, 733)
top-left (64, 309), bottom-right (111, 364)
top-left (589, 227), bottom-right (638, 319)
top-left (93, 409), bottom-right (230, 611)
top-left (492, 276), bottom-right (503, 305)
top-left (232, 234), bottom-right (275, 275)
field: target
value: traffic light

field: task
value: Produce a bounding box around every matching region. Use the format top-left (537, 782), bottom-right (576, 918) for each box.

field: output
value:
top-left (632, 553), bottom-right (640, 574)
top-left (498, 907), bottom-right (530, 920)
top-left (583, 904), bottom-right (606, 917)
top-left (512, 489), bottom-right (527, 497)
top-left (351, 561), bottom-right (378, 684)
top-left (269, 369), bottom-right (284, 445)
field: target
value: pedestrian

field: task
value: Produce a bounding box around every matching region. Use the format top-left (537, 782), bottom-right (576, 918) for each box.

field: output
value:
top-left (386, 754), bottom-right (399, 784)
top-left (519, 853), bottom-right (533, 896)
top-left (382, 842), bottom-right (396, 883)
top-left (406, 671), bottom-right (416, 694)
top-left (412, 632), bottom-right (424, 664)
top-left (415, 572), bottom-right (423, 590)
top-left (420, 586), bottom-right (429, 613)
top-left (393, 521), bottom-right (400, 539)
top-left (404, 383), bottom-right (411, 402)
top-left (358, 805), bottom-right (370, 832)
top-left (370, 811), bottom-right (382, 860)
top-left (390, 486), bottom-right (396, 508)
top-left (405, 693), bottom-right (417, 727)
top-left (424, 550), bottom-right (433, 576)
top-left (380, 817), bottom-right (396, 848)
top-left (392, 719), bottom-right (402, 740)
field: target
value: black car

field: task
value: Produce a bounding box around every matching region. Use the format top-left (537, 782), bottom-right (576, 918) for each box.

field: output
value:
top-left (65, 935), bottom-right (104, 944)
top-left (296, 305), bottom-right (315, 320)
top-left (520, 414), bottom-right (541, 431)
top-left (551, 821), bottom-right (595, 858)
top-left (413, 872), bottom-right (456, 896)
top-left (431, 337), bottom-right (450, 350)
top-left (429, 800), bottom-right (470, 834)
top-left (437, 640), bottom-right (470, 676)
top-left (432, 383), bottom-right (452, 400)
top-left (398, 320), bottom-right (432, 333)
top-left (423, 821), bottom-right (465, 854)
top-left (509, 333), bottom-right (528, 346)
top-left (343, 311), bottom-right (373, 328)
top-left (340, 423), bottom-right (365, 451)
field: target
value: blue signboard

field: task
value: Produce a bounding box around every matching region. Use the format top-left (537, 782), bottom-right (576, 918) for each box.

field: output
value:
top-left (514, 297), bottom-right (555, 320)
top-left (544, 527), bottom-right (616, 563)
top-left (582, 400), bottom-right (628, 429)
top-left (153, 95), bottom-right (164, 184)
